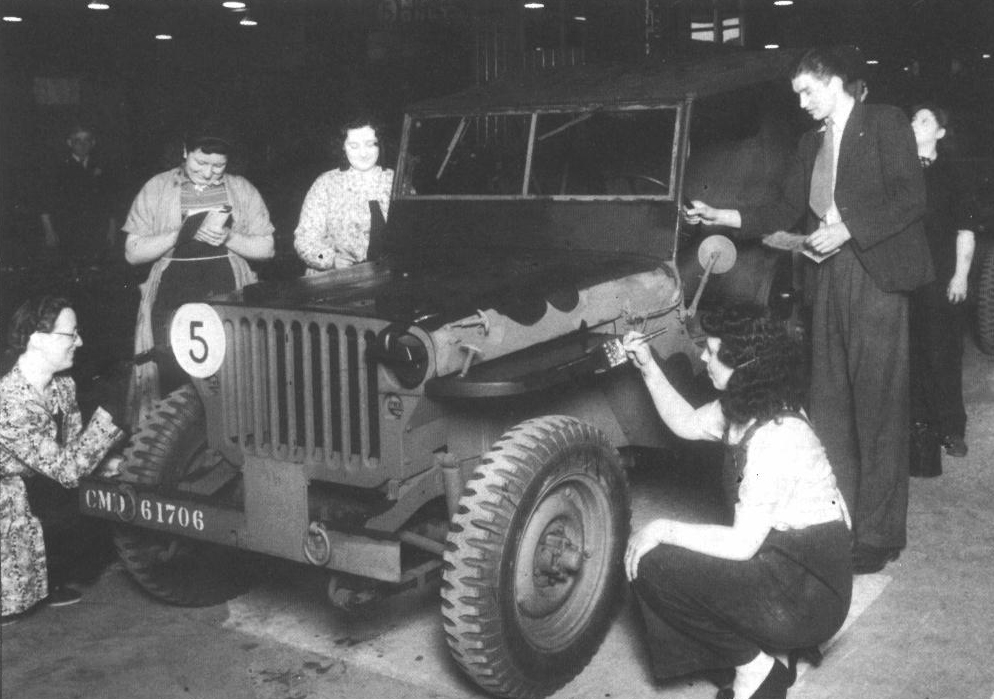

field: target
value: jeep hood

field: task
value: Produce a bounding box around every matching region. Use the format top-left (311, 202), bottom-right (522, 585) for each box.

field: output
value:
top-left (234, 246), bottom-right (672, 331)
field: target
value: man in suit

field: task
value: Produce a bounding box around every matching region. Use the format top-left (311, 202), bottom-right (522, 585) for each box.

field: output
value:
top-left (685, 46), bottom-right (931, 574)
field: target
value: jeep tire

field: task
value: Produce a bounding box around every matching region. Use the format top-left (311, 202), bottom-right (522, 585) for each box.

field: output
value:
top-left (114, 384), bottom-right (253, 607)
top-left (441, 415), bottom-right (630, 699)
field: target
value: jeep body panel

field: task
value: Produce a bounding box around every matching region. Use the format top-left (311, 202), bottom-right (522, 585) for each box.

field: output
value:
top-left (84, 48), bottom-right (800, 597)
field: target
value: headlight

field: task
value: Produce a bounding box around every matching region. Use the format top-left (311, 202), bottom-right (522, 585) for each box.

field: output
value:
top-left (371, 323), bottom-right (430, 388)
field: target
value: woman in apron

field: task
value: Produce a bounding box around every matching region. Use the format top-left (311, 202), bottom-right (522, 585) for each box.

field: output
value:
top-left (123, 126), bottom-right (274, 427)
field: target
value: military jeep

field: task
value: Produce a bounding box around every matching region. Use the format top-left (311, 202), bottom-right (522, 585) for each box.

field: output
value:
top-left (81, 50), bottom-right (798, 699)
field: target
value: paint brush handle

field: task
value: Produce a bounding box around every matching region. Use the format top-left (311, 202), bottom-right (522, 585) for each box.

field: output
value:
top-left (600, 326), bottom-right (668, 368)
top-left (639, 326), bottom-right (669, 342)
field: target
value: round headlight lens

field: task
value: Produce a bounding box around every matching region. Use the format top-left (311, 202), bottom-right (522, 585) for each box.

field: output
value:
top-left (373, 324), bottom-right (430, 389)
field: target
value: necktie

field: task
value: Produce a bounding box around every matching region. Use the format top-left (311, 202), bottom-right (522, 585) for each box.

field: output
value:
top-left (809, 119), bottom-right (834, 220)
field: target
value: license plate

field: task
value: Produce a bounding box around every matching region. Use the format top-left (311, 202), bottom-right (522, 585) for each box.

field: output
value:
top-left (81, 481), bottom-right (211, 534)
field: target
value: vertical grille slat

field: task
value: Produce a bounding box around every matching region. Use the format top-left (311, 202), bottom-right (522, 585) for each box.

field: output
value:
top-left (302, 322), bottom-right (316, 458)
top-left (221, 320), bottom-right (237, 440)
top-left (357, 331), bottom-right (372, 467)
top-left (250, 319), bottom-right (265, 455)
top-left (216, 311), bottom-right (380, 470)
top-left (338, 326), bottom-right (352, 466)
top-left (320, 324), bottom-right (335, 468)
top-left (266, 321), bottom-right (280, 457)
top-left (283, 321), bottom-right (299, 457)
top-left (230, 319), bottom-right (245, 445)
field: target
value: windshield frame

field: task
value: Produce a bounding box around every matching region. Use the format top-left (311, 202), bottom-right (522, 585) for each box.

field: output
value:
top-left (395, 101), bottom-right (687, 202)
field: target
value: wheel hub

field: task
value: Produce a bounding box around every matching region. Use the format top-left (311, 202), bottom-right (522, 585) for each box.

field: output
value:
top-left (533, 529), bottom-right (584, 582)
top-left (515, 485), bottom-right (587, 618)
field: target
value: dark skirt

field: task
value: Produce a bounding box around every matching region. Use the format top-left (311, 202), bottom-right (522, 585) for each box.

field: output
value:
top-left (632, 520), bottom-right (853, 681)
top-left (151, 255), bottom-right (235, 395)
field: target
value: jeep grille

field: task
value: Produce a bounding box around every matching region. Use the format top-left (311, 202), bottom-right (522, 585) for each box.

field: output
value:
top-left (216, 310), bottom-right (381, 469)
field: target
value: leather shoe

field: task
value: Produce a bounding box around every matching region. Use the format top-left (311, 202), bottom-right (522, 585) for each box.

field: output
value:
top-left (715, 659), bottom-right (792, 699)
top-left (941, 435), bottom-right (967, 457)
top-left (852, 543), bottom-right (900, 574)
top-left (46, 585), bottom-right (82, 607)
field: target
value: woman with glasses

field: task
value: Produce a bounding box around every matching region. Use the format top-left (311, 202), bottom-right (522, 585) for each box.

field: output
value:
top-left (0, 296), bottom-right (124, 625)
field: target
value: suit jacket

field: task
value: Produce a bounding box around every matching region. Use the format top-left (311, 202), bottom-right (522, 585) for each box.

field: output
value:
top-left (740, 102), bottom-right (933, 293)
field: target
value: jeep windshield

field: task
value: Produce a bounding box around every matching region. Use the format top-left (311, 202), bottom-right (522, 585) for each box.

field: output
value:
top-left (383, 52), bottom-right (803, 266)
top-left (398, 107), bottom-right (678, 200)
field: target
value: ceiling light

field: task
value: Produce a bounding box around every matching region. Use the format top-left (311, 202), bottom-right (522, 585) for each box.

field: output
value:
top-left (773, 1), bottom-right (793, 6)
top-left (87, 2), bottom-right (110, 9)
top-left (865, 59), bottom-right (879, 65)
top-left (239, 17), bottom-right (257, 26)
top-left (2, 15), bottom-right (23, 22)
top-left (983, 53), bottom-right (992, 59)
top-left (155, 34), bottom-right (173, 40)
top-left (222, 1), bottom-right (246, 8)
top-left (524, 2), bottom-right (545, 8)
top-left (764, 44), bottom-right (780, 50)
top-left (573, 15), bottom-right (587, 21)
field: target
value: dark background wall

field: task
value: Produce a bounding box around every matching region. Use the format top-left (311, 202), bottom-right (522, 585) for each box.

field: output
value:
top-left (1, 0), bottom-right (992, 270)
top-left (0, 0), bottom-right (991, 414)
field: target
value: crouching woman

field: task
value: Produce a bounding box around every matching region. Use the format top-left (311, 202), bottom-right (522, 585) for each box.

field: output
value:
top-left (1, 296), bottom-right (124, 623)
top-left (622, 305), bottom-right (852, 699)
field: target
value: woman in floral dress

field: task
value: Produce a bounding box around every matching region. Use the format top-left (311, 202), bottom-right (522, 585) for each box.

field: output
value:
top-left (294, 115), bottom-right (394, 274)
top-left (1, 296), bottom-right (124, 623)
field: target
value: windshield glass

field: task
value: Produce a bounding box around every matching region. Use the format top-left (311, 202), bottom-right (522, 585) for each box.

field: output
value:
top-left (401, 107), bottom-right (678, 199)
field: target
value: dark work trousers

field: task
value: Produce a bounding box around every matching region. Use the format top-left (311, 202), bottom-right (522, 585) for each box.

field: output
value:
top-left (632, 522), bottom-right (852, 681)
top-left (808, 245), bottom-right (910, 550)
top-left (910, 281), bottom-right (967, 439)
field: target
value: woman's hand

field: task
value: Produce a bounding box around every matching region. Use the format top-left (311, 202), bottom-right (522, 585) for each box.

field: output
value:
top-left (622, 331), bottom-right (654, 371)
top-left (194, 208), bottom-right (232, 247)
top-left (95, 454), bottom-right (124, 478)
top-left (625, 519), bottom-right (671, 581)
top-left (195, 224), bottom-right (230, 247)
top-left (947, 273), bottom-right (968, 304)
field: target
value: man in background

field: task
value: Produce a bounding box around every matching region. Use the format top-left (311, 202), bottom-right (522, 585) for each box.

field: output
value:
top-left (39, 123), bottom-right (118, 269)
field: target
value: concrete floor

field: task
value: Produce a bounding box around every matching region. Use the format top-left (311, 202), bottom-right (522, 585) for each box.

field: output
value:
top-left (2, 339), bottom-right (993, 699)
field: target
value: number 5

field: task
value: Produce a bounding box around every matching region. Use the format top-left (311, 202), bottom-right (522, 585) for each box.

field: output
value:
top-left (171, 303), bottom-right (225, 379)
top-left (189, 321), bottom-right (208, 364)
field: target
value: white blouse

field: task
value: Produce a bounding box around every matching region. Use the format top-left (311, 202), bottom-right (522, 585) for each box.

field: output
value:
top-left (693, 400), bottom-right (851, 531)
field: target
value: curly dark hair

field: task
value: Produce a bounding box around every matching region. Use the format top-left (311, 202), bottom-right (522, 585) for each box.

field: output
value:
top-left (6, 295), bottom-right (73, 353)
top-left (335, 113), bottom-right (387, 171)
top-left (699, 304), bottom-right (804, 426)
